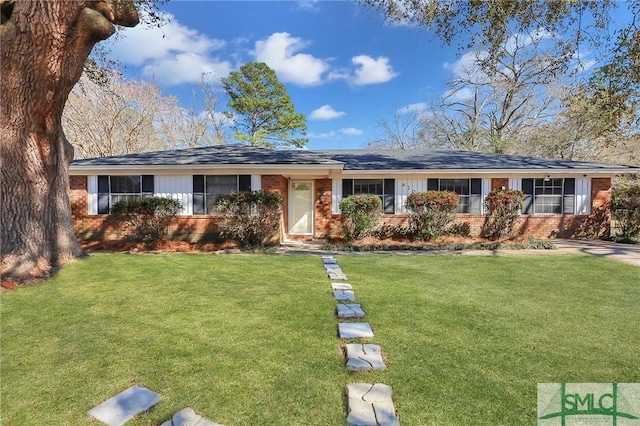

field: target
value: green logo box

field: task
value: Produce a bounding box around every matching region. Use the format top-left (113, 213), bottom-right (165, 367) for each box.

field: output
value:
top-left (538, 383), bottom-right (640, 425)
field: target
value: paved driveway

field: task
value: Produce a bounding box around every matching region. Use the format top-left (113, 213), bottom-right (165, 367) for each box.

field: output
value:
top-left (553, 239), bottom-right (640, 267)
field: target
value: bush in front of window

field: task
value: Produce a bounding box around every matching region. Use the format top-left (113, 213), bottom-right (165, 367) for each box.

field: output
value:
top-left (214, 191), bottom-right (283, 247)
top-left (405, 191), bottom-right (460, 240)
top-left (611, 183), bottom-right (640, 242)
top-left (110, 197), bottom-right (182, 247)
top-left (481, 189), bottom-right (525, 240)
top-left (340, 194), bottom-right (382, 240)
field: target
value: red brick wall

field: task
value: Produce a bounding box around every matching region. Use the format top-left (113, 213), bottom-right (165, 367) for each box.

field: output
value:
top-left (591, 178), bottom-right (611, 209)
top-left (261, 175), bottom-right (288, 242)
top-left (338, 214), bottom-right (596, 239)
top-left (314, 178), bottom-right (333, 238)
top-left (69, 175), bottom-right (88, 218)
top-left (491, 178), bottom-right (509, 191)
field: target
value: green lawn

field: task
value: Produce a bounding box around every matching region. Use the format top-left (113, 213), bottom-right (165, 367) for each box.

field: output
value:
top-left (1, 253), bottom-right (638, 425)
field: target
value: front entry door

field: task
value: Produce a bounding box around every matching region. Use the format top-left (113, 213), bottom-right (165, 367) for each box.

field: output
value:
top-left (289, 181), bottom-right (314, 235)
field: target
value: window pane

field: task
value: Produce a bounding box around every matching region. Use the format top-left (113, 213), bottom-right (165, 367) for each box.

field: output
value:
top-left (111, 193), bottom-right (141, 206)
top-left (353, 179), bottom-right (383, 195)
top-left (439, 179), bottom-right (469, 195)
top-left (439, 179), bottom-right (470, 213)
top-left (534, 178), bottom-right (563, 214)
top-left (110, 176), bottom-right (140, 194)
top-left (206, 175), bottom-right (238, 213)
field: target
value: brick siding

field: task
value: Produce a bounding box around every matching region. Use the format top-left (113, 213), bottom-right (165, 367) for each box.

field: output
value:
top-left (69, 175), bottom-right (613, 242)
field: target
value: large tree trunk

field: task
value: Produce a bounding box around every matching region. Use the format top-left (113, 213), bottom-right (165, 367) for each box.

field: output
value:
top-left (0, 0), bottom-right (138, 282)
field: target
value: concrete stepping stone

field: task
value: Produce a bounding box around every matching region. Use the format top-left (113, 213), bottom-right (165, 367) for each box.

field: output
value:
top-left (339, 322), bottom-right (374, 338)
top-left (325, 264), bottom-right (342, 272)
top-left (346, 383), bottom-right (399, 426)
top-left (332, 282), bottom-right (353, 290)
top-left (88, 385), bottom-right (161, 426)
top-left (345, 344), bottom-right (387, 371)
top-left (333, 290), bottom-right (356, 301)
top-left (323, 258), bottom-right (338, 265)
top-left (329, 271), bottom-right (348, 280)
top-left (336, 303), bottom-right (365, 319)
top-left (160, 407), bottom-right (224, 426)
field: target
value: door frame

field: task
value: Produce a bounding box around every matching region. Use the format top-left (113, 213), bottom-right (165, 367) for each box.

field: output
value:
top-left (288, 180), bottom-right (314, 236)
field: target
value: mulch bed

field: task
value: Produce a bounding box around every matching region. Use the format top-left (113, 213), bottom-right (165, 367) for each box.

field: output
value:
top-left (80, 239), bottom-right (238, 253)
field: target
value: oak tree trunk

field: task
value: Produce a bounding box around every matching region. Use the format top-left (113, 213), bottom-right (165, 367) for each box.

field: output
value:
top-left (0, 0), bottom-right (138, 282)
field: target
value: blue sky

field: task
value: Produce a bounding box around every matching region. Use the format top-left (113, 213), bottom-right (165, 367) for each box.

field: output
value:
top-left (105, 1), bottom-right (623, 150)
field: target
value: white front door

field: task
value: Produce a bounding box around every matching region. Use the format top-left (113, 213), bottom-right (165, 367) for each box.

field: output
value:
top-left (289, 180), bottom-right (314, 235)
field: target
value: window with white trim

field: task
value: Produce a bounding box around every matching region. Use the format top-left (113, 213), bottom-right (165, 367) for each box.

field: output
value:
top-left (427, 178), bottom-right (482, 214)
top-left (97, 175), bottom-right (154, 214)
top-left (522, 178), bottom-right (575, 214)
top-left (342, 178), bottom-right (395, 213)
top-left (193, 175), bottom-right (251, 214)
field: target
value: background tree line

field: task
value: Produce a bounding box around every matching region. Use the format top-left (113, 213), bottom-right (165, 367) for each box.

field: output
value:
top-left (63, 60), bottom-right (307, 158)
top-left (366, 0), bottom-right (640, 166)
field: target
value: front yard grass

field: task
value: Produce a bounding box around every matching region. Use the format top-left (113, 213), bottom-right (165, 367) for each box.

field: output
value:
top-left (1, 253), bottom-right (638, 425)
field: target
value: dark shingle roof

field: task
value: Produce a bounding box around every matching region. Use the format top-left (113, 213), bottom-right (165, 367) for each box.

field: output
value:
top-left (71, 145), bottom-right (341, 167)
top-left (71, 145), bottom-right (638, 172)
top-left (319, 149), bottom-right (637, 171)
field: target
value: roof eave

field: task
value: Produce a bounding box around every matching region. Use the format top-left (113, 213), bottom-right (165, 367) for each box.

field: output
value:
top-left (69, 163), bottom-right (345, 174)
top-left (340, 168), bottom-right (640, 175)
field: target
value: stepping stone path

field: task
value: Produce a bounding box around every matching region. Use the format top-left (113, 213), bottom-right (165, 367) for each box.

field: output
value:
top-left (339, 322), bottom-right (375, 338)
top-left (346, 383), bottom-right (400, 426)
top-left (328, 271), bottom-right (348, 280)
top-left (336, 303), bottom-right (365, 319)
top-left (160, 407), bottom-right (224, 426)
top-left (88, 385), bottom-right (161, 426)
top-left (322, 255), bottom-right (399, 424)
top-left (334, 289), bottom-right (356, 301)
top-left (345, 344), bottom-right (387, 371)
top-left (332, 282), bottom-right (353, 290)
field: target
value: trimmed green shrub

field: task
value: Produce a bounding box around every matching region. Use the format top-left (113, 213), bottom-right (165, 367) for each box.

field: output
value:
top-left (611, 183), bottom-right (640, 241)
top-left (405, 191), bottom-right (460, 240)
top-left (340, 194), bottom-right (382, 240)
top-left (214, 191), bottom-right (283, 247)
top-left (481, 189), bottom-right (525, 240)
top-left (110, 197), bottom-right (182, 246)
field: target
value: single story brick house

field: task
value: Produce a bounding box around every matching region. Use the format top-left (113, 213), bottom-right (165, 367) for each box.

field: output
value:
top-left (69, 145), bottom-right (639, 241)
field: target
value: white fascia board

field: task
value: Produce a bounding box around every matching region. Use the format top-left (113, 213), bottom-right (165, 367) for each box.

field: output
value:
top-left (339, 168), bottom-right (639, 177)
top-left (69, 163), bottom-right (344, 176)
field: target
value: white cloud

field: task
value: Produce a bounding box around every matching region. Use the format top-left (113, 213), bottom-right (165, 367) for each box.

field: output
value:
top-left (444, 87), bottom-right (475, 102)
top-left (340, 127), bottom-right (363, 136)
top-left (108, 12), bottom-right (232, 86)
top-left (297, 0), bottom-right (320, 11)
top-left (352, 55), bottom-right (398, 85)
top-left (310, 105), bottom-right (345, 120)
top-left (308, 127), bottom-right (363, 139)
top-left (443, 50), bottom-right (489, 83)
top-left (253, 32), bottom-right (329, 86)
top-left (504, 29), bottom-right (554, 55)
top-left (144, 53), bottom-right (232, 87)
top-left (308, 131), bottom-right (338, 139)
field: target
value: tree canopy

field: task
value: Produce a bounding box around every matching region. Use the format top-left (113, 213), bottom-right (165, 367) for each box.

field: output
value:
top-left (364, 0), bottom-right (639, 165)
top-left (221, 62), bottom-right (308, 149)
